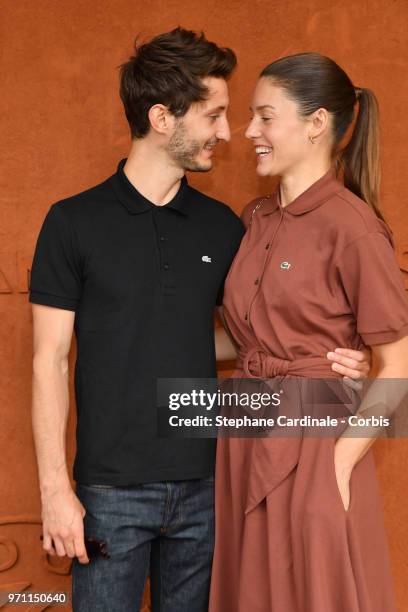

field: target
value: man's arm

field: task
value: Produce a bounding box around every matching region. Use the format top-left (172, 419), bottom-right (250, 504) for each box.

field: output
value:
top-left (327, 346), bottom-right (371, 379)
top-left (215, 307), bottom-right (372, 378)
top-left (32, 304), bottom-right (89, 564)
top-left (215, 306), bottom-right (238, 364)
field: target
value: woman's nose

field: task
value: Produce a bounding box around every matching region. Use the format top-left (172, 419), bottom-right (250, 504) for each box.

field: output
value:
top-left (245, 118), bottom-right (260, 140)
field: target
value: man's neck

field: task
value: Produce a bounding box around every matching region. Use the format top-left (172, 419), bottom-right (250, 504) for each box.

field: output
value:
top-left (123, 140), bottom-right (185, 206)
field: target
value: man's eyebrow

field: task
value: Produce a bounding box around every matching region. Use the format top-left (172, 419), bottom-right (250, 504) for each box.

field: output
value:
top-left (249, 105), bottom-right (277, 112)
top-left (206, 105), bottom-right (227, 113)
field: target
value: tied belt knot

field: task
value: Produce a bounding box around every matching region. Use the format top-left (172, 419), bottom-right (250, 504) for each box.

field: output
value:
top-left (237, 346), bottom-right (335, 378)
top-left (240, 346), bottom-right (290, 378)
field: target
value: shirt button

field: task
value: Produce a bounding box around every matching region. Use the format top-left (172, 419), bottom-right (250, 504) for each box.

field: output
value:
top-left (265, 243), bottom-right (270, 250)
top-left (160, 236), bottom-right (165, 242)
top-left (255, 278), bottom-right (259, 285)
top-left (244, 312), bottom-right (248, 320)
top-left (164, 263), bottom-right (169, 270)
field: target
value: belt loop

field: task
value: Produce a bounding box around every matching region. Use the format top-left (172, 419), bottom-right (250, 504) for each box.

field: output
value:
top-left (243, 347), bottom-right (259, 378)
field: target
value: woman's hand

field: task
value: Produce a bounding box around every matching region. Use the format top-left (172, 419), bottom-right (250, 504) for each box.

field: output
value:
top-left (327, 347), bottom-right (371, 380)
top-left (334, 443), bottom-right (353, 511)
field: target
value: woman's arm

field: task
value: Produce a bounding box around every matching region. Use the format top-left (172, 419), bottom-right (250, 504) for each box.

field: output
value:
top-left (334, 335), bottom-right (408, 509)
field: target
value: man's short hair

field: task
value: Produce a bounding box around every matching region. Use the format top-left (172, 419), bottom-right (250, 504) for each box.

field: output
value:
top-left (119, 27), bottom-right (237, 139)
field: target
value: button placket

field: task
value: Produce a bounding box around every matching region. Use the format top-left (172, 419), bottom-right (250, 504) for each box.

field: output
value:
top-left (153, 208), bottom-right (177, 296)
top-left (246, 209), bottom-right (285, 328)
top-left (153, 209), bottom-right (169, 290)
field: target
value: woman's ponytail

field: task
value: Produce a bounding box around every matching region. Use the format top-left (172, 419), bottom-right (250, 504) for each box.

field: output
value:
top-left (339, 88), bottom-right (385, 222)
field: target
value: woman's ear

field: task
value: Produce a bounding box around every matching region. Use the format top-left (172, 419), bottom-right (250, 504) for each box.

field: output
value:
top-left (309, 107), bottom-right (330, 141)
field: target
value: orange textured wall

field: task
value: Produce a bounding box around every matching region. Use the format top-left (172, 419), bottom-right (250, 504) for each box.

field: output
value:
top-left (1, 1), bottom-right (407, 610)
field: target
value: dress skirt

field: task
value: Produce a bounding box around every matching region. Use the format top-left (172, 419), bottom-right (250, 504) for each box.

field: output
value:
top-left (209, 431), bottom-right (397, 612)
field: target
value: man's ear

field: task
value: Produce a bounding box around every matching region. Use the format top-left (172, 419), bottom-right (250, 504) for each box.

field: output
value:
top-left (148, 104), bottom-right (175, 135)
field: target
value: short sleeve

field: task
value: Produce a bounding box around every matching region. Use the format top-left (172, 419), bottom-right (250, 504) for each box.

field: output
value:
top-left (29, 204), bottom-right (82, 311)
top-left (337, 231), bottom-right (408, 345)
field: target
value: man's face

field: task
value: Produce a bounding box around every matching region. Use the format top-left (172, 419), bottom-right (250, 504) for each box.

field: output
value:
top-left (166, 77), bottom-right (231, 172)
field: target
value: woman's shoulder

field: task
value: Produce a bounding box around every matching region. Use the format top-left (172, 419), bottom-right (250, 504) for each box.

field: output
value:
top-left (326, 185), bottom-right (393, 245)
top-left (240, 195), bottom-right (274, 229)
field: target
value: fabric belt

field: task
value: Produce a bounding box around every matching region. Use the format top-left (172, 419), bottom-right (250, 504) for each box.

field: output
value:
top-left (233, 346), bottom-right (347, 514)
top-left (237, 346), bottom-right (335, 379)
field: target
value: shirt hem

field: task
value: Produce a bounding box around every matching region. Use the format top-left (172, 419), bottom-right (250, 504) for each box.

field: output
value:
top-left (73, 466), bottom-right (215, 486)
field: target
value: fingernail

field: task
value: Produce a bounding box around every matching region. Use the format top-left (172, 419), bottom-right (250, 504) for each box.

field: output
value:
top-left (327, 352), bottom-right (334, 359)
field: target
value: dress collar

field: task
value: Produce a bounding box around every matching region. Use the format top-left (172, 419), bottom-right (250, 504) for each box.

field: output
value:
top-left (261, 167), bottom-right (344, 217)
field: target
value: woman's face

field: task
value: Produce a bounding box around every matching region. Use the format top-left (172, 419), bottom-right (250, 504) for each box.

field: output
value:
top-left (245, 77), bottom-right (311, 177)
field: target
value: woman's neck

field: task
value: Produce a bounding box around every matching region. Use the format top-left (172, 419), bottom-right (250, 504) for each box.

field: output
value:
top-left (279, 160), bottom-right (333, 208)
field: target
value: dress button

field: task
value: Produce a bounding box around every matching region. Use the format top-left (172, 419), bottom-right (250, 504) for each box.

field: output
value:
top-left (255, 278), bottom-right (259, 285)
top-left (244, 312), bottom-right (248, 320)
top-left (265, 243), bottom-right (270, 250)
top-left (164, 263), bottom-right (169, 270)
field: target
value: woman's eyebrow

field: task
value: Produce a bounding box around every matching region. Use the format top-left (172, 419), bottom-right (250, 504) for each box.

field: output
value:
top-left (249, 104), bottom-right (277, 112)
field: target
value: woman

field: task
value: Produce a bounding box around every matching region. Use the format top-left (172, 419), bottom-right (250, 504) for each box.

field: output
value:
top-left (210, 53), bottom-right (408, 612)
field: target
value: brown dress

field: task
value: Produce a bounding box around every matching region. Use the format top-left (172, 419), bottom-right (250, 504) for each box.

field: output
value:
top-left (209, 169), bottom-right (408, 612)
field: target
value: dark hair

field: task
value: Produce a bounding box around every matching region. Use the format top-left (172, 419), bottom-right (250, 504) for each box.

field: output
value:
top-left (119, 27), bottom-right (237, 139)
top-left (260, 53), bottom-right (384, 221)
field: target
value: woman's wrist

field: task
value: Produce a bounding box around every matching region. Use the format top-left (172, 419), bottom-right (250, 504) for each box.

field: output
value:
top-left (334, 439), bottom-right (355, 475)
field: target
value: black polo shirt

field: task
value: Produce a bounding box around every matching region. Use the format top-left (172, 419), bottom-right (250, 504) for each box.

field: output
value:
top-left (29, 159), bottom-right (244, 485)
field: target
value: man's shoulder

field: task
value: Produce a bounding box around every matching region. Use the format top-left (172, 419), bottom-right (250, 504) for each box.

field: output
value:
top-left (187, 185), bottom-right (242, 227)
top-left (51, 175), bottom-right (115, 221)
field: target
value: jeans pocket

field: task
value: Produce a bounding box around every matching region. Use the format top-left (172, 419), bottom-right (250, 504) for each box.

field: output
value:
top-left (201, 474), bottom-right (215, 484)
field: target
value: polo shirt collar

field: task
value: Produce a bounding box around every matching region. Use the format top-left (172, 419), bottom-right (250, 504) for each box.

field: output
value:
top-left (261, 167), bottom-right (343, 216)
top-left (110, 158), bottom-right (189, 216)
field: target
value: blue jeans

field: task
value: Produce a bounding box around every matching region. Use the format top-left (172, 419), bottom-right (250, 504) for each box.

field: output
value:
top-left (72, 477), bottom-right (215, 612)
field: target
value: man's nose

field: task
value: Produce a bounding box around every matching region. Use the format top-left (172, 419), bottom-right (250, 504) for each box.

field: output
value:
top-left (216, 117), bottom-right (231, 142)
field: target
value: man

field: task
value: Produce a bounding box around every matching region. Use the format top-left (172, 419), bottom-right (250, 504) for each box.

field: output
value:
top-left (29, 28), bottom-right (369, 611)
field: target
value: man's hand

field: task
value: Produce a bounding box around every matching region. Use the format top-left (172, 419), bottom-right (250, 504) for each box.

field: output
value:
top-left (41, 486), bottom-right (89, 564)
top-left (326, 347), bottom-right (371, 380)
